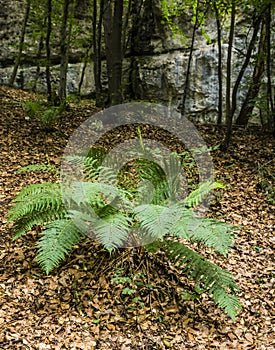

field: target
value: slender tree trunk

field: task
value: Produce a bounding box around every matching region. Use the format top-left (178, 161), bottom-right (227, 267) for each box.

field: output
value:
top-left (103, 0), bottom-right (124, 106)
top-left (214, 1), bottom-right (223, 125)
top-left (58, 0), bottom-right (70, 102)
top-left (78, 45), bottom-right (92, 96)
top-left (32, 18), bottom-right (46, 92)
top-left (181, 0), bottom-right (199, 116)
top-left (46, 0), bottom-right (53, 102)
top-left (103, 0), bottom-right (113, 105)
top-left (265, 3), bottom-right (274, 134)
top-left (110, 0), bottom-right (124, 105)
top-left (236, 21), bottom-right (267, 126)
top-left (230, 10), bottom-right (263, 118)
top-left (222, 0), bottom-right (235, 149)
top-left (9, 0), bottom-right (31, 86)
top-left (128, 0), bottom-right (144, 99)
top-left (93, 0), bottom-right (104, 106)
top-left (122, 0), bottom-right (132, 55)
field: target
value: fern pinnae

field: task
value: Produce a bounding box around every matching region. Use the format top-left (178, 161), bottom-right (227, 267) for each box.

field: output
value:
top-left (183, 180), bottom-right (225, 208)
top-left (12, 207), bottom-right (66, 240)
top-left (189, 218), bottom-right (235, 256)
top-left (160, 240), bottom-right (241, 319)
top-left (133, 204), bottom-right (180, 239)
top-left (16, 164), bottom-right (59, 174)
top-left (37, 219), bottom-right (83, 274)
top-left (11, 182), bottom-right (60, 202)
top-left (94, 213), bottom-right (132, 251)
top-left (8, 186), bottom-right (63, 224)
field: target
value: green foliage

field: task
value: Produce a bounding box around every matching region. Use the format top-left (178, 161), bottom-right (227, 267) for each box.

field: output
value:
top-left (7, 138), bottom-right (241, 320)
top-left (158, 240), bottom-right (241, 321)
top-left (37, 219), bottom-right (84, 274)
top-left (22, 99), bottom-right (65, 127)
top-left (255, 160), bottom-right (275, 204)
top-left (16, 163), bottom-right (59, 174)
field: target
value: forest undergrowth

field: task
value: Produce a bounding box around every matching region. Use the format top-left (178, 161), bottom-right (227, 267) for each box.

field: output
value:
top-left (0, 85), bottom-right (274, 349)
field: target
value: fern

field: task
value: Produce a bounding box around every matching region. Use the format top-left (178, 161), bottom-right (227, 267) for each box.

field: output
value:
top-left (183, 179), bottom-right (225, 208)
top-left (94, 213), bottom-right (133, 251)
top-left (16, 163), bottom-right (59, 174)
top-left (37, 219), bottom-right (83, 274)
top-left (7, 183), bottom-right (65, 239)
top-left (133, 204), bottom-right (181, 240)
top-left (155, 240), bottom-right (241, 320)
top-left (187, 217), bottom-right (235, 256)
top-left (7, 141), bottom-right (242, 320)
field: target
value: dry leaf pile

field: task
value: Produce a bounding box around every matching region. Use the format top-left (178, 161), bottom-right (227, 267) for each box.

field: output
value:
top-left (0, 85), bottom-right (274, 349)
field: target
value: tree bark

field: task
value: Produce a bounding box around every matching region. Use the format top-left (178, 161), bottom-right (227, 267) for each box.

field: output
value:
top-left (222, 0), bottom-right (235, 149)
top-left (32, 18), bottom-right (46, 92)
top-left (265, 3), bottom-right (274, 134)
top-left (181, 0), bottom-right (200, 116)
top-left (103, 0), bottom-right (113, 105)
top-left (109, 0), bottom-right (124, 105)
top-left (9, 0), bottom-right (31, 86)
top-left (45, 0), bottom-right (53, 102)
top-left (214, 1), bottom-right (223, 125)
top-left (230, 9), bottom-right (263, 118)
top-left (93, 0), bottom-right (105, 106)
top-left (58, 0), bottom-right (70, 102)
top-left (236, 21), bottom-right (267, 126)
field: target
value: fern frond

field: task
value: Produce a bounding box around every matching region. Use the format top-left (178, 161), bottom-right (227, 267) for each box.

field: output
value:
top-left (183, 180), bottom-right (225, 208)
top-left (133, 204), bottom-right (181, 240)
top-left (169, 207), bottom-right (195, 240)
top-left (7, 183), bottom-right (65, 239)
top-left (37, 219), bottom-right (83, 274)
top-left (12, 207), bottom-right (66, 240)
top-left (211, 288), bottom-right (242, 321)
top-left (17, 164), bottom-right (59, 174)
top-left (8, 183), bottom-right (63, 224)
top-left (94, 213), bottom-right (132, 251)
top-left (160, 240), bottom-right (241, 320)
top-left (188, 218), bottom-right (235, 256)
top-left (11, 182), bottom-right (60, 202)
top-left (65, 181), bottom-right (132, 210)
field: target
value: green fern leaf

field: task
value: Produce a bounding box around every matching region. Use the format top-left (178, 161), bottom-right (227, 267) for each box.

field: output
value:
top-left (16, 164), bottom-right (59, 174)
top-left (184, 180), bottom-right (225, 208)
top-left (188, 218), bottom-right (235, 256)
top-left (8, 183), bottom-right (63, 224)
top-left (12, 208), bottom-right (66, 240)
top-left (37, 219), bottom-right (83, 274)
top-left (133, 204), bottom-right (181, 240)
top-left (7, 183), bottom-right (65, 239)
top-left (160, 240), bottom-right (241, 320)
top-left (94, 213), bottom-right (132, 251)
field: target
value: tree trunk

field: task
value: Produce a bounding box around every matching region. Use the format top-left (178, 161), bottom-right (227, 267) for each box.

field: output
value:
top-left (222, 0), bottom-right (235, 150)
top-left (110, 0), bottom-right (124, 105)
top-left (265, 3), bottom-right (275, 134)
top-left (236, 21), bottom-right (267, 126)
top-left (46, 0), bottom-right (53, 102)
top-left (32, 18), bottom-right (46, 92)
top-left (9, 0), bottom-right (31, 86)
top-left (214, 1), bottom-right (223, 125)
top-left (103, 0), bottom-right (113, 105)
top-left (180, 0), bottom-right (200, 116)
top-left (58, 0), bottom-right (70, 102)
top-left (128, 0), bottom-right (144, 99)
top-left (93, 0), bottom-right (104, 106)
top-left (230, 9), bottom-right (263, 118)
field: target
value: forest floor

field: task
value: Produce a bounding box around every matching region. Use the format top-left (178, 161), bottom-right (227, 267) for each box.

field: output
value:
top-left (0, 85), bottom-right (274, 349)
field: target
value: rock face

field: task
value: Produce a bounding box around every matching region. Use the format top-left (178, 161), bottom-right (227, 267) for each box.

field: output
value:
top-left (0, 0), bottom-right (273, 123)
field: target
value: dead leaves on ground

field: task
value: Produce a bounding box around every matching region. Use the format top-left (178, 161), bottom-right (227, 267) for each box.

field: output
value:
top-left (0, 85), bottom-right (274, 349)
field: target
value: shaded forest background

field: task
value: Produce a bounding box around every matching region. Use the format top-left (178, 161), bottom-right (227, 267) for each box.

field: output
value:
top-left (0, 0), bottom-right (274, 146)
